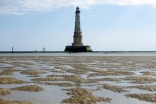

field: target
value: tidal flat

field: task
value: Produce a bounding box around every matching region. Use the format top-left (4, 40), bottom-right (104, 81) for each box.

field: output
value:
top-left (0, 56), bottom-right (156, 104)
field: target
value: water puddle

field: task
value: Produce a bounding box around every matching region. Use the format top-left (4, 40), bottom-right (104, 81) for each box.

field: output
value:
top-left (0, 85), bottom-right (69, 104)
top-left (94, 89), bottom-right (154, 104)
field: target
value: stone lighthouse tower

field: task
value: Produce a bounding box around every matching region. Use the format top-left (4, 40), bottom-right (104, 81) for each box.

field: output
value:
top-left (72, 7), bottom-right (83, 46)
top-left (64, 7), bottom-right (92, 52)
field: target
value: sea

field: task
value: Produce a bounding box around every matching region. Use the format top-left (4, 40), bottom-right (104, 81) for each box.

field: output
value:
top-left (0, 51), bottom-right (156, 56)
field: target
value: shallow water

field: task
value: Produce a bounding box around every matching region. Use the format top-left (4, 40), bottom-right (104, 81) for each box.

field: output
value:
top-left (0, 55), bottom-right (156, 104)
top-left (0, 85), bottom-right (69, 104)
top-left (94, 89), bottom-right (154, 104)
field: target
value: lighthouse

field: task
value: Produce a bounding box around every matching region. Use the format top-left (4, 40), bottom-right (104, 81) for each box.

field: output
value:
top-left (64, 7), bottom-right (92, 52)
top-left (72, 7), bottom-right (83, 46)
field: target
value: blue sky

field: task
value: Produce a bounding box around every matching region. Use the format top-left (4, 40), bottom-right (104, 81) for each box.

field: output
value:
top-left (0, 0), bottom-right (156, 51)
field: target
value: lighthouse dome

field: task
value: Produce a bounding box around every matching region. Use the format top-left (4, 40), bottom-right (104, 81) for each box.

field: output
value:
top-left (76, 6), bottom-right (80, 13)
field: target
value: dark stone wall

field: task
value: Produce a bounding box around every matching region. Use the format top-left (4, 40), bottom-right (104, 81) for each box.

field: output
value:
top-left (64, 46), bottom-right (92, 52)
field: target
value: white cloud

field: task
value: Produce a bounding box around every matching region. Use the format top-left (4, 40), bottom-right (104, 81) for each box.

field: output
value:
top-left (0, 0), bottom-right (156, 14)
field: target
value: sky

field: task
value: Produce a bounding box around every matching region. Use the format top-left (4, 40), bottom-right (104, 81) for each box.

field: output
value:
top-left (0, 0), bottom-right (156, 51)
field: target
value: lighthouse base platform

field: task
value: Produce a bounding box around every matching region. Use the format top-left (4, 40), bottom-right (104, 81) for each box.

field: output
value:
top-left (64, 46), bottom-right (92, 52)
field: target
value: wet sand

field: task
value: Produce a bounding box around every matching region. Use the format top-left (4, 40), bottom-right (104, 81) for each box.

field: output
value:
top-left (0, 56), bottom-right (156, 104)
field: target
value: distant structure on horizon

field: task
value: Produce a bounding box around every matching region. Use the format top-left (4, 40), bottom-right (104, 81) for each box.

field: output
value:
top-left (43, 47), bottom-right (45, 52)
top-left (12, 47), bottom-right (13, 52)
top-left (64, 7), bottom-right (92, 52)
